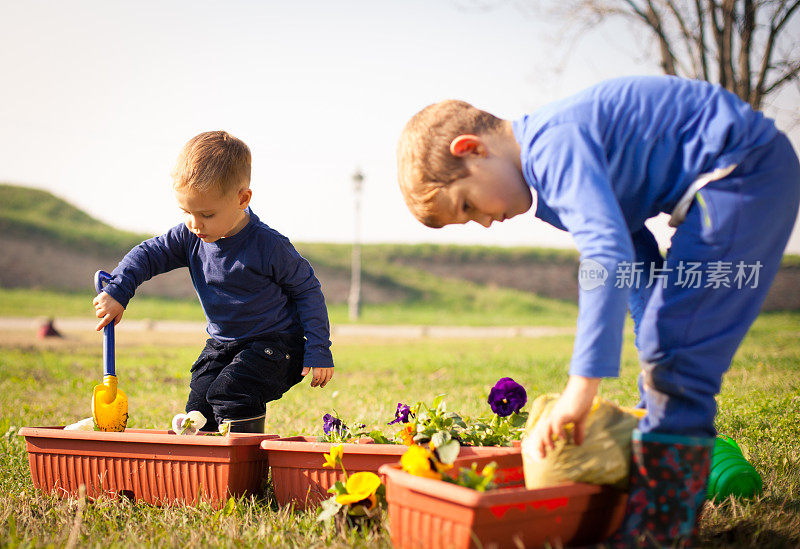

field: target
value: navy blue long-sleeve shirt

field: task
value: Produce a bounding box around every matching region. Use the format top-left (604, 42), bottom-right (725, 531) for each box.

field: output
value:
top-left (513, 75), bottom-right (777, 378)
top-left (103, 210), bottom-right (334, 369)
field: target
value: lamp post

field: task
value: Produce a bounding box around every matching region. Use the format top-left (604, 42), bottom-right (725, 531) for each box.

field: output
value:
top-left (348, 169), bottom-right (364, 321)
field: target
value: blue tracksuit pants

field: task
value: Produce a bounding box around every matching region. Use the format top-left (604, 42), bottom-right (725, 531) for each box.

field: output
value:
top-left (634, 133), bottom-right (800, 437)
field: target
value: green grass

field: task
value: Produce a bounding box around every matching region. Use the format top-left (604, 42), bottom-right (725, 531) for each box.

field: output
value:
top-left (298, 241), bottom-right (581, 266)
top-left (0, 285), bottom-right (579, 327)
top-left (0, 287), bottom-right (207, 322)
top-left (1, 312), bottom-right (799, 547)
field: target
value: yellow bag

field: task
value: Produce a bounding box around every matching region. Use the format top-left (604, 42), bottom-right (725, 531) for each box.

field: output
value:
top-left (521, 394), bottom-right (645, 489)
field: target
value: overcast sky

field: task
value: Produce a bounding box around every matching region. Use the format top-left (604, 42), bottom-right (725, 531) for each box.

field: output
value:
top-left (2, 0), bottom-right (799, 252)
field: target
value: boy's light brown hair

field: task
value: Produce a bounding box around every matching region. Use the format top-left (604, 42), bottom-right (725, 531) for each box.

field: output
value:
top-left (172, 131), bottom-right (251, 195)
top-left (397, 100), bottom-right (503, 227)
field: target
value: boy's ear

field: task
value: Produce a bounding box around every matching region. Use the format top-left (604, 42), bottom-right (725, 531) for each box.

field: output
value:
top-left (449, 134), bottom-right (482, 157)
top-left (238, 188), bottom-right (252, 209)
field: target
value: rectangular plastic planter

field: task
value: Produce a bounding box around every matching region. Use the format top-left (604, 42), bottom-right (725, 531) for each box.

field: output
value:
top-left (379, 456), bottom-right (627, 549)
top-left (260, 436), bottom-right (521, 510)
top-left (18, 426), bottom-right (278, 505)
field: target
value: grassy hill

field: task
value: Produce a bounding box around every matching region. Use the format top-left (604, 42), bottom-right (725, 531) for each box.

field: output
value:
top-left (0, 183), bottom-right (580, 325)
top-left (2, 183), bottom-right (799, 321)
top-left (0, 184), bottom-right (151, 256)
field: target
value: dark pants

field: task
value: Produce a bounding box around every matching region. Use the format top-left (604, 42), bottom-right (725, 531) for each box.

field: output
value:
top-left (185, 333), bottom-right (305, 431)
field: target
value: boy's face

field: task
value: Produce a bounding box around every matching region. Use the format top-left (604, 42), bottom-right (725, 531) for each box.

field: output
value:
top-left (175, 186), bottom-right (252, 243)
top-left (432, 138), bottom-right (533, 227)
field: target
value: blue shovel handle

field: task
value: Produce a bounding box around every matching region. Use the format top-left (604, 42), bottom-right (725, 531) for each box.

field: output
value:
top-left (94, 270), bottom-right (115, 377)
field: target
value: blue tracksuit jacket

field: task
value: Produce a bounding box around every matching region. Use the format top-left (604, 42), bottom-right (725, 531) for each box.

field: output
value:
top-left (512, 75), bottom-right (778, 379)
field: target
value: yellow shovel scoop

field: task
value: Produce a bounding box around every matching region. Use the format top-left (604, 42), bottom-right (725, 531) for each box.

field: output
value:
top-left (92, 270), bottom-right (129, 432)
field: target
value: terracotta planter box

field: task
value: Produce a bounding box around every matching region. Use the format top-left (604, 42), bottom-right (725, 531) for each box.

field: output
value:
top-left (18, 426), bottom-right (278, 506)
top-left (379, 453), bottom-right (628, 549)
top-left (260, 436), bottom-right (520, 510)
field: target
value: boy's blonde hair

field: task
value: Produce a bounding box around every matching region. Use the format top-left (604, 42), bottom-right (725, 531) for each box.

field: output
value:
top-left (397, 100), bottom-right (503, 227)
top-left (172, 131), bottom-right (251, 195)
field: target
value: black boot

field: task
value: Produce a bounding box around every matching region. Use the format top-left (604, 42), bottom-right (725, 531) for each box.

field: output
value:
top-left (608, 429), bottom-right (713, 548)
top-left (220, 412), bottom-right (266, 433)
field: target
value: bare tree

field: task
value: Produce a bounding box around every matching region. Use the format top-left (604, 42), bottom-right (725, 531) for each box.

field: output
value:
top-left (536, 0), bottom-right (800, 110)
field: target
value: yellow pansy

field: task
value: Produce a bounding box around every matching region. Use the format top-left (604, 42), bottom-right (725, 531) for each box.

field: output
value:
top-left (400, 445), bottom-right (442, 480)
top-left (323, 444), bottom-right (344, 469)
top-left (335, 471), bottom-right (382, 508)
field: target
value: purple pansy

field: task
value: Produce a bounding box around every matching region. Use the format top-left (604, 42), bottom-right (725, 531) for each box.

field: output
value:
top-left (487, 377), bottom-right (527, 417)
top-left (388, 402), bottom-right (412, 425)
top-left (323, 413), bottom-right (345, 435)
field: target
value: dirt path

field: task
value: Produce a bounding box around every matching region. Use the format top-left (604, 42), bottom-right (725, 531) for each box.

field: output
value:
top-left (0, 316), bottom-right (574, 347)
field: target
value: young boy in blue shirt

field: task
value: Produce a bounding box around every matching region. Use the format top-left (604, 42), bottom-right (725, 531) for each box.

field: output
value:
top-left (397, 76), bottom-right (799, 545)
top-left (94, 131), bottom-right (334, 433)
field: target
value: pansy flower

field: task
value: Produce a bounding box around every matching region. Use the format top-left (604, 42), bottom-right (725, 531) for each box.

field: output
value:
top-left (481, 461), bottom-right (497, 481)
top-left (401, 444), bottom-right (446, 480)
top-left (323, 413), bottom-right (345, 435)
top-left (171, 411), bottom-right (207, 435)
top-left (323, 444), bottom-right (344, 469)
top-left (398, 423), bottom-right (416, 446)
top-left (388, 402), bottom-right (412, 425)
top-left (487, 377), bottom-right (527, 417)
top-left (334, 471), bottom-right (382, 512)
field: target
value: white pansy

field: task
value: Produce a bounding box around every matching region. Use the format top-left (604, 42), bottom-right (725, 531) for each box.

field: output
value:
top-left (187, 411), bottom-right (207, 430)
top-left (171, 411), bottom-right (207, 435)
top-left (171, 413), bottom-right (189, 434)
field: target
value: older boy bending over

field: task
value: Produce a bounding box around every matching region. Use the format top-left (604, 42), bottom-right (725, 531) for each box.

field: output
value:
top-left (94, 131), bottom-right (334, 432)
top-left (397, 75), bottom-right (799, 546)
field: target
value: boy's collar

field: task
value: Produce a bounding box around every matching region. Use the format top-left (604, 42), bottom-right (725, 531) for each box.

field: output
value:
top-left (206, 207), bottom-right (257, 247)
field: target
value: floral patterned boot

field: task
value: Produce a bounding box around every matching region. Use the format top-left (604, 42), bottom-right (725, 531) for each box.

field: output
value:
top-left (607, 429), bottom-right (714, 548)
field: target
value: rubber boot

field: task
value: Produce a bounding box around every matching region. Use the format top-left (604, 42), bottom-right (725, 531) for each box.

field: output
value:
top-left (608, 429), bottom-right (714, 548)
top-left (220, 412), bottom-right (266, 434)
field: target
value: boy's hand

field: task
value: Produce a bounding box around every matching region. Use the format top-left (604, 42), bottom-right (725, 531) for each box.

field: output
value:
top-left (301, 366), bottom-right (333, 388)
top-left (530, 375), bottom-right (600, 459)
top-left (93, 291), bottom-right (125, 331)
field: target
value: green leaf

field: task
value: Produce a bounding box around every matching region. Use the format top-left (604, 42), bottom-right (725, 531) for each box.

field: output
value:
top-left (368, 430), bottom-right (392, 444)
top-left (436, 439), bottom-right (460, 464)
top-left (509, 412), bottom-right (528, 428)
top-left (329, 481), bottom-right (347, 496)
top-left (221, 496), bottom-right (237, 516)
top-left (346, 504), bottom-right (369, 517)
top-left (431, 431), bottom-right (450, 449)
top-left (432, 394), bottom-right (446, 409)
top-left (412, 433), bottom-right (430, 443)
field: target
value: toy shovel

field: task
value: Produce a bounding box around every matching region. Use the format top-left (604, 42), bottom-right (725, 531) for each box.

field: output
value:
top-left (91, 270), bottom-right (129, 432)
